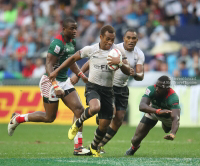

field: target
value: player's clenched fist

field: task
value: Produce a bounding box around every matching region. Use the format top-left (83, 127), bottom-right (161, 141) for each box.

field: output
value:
top-left (52, 81), bottom-right (64, 98)
top-left (164, 133), bottom-right (176, 141)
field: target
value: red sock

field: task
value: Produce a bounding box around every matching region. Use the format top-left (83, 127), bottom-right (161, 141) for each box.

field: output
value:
top-left (78, 138), bottom-right (83, 147)
top-left (16, 116), bottom-right (25, 123)
top-left (74, 144), bottom-right (79, 149)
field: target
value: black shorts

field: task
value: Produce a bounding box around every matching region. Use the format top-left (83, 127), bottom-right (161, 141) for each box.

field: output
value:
top-left (85, 82), bottom-right (114, 120)
top-left (113, 85), bottom-right (129, 111)
top-left (140, 115), bottom-right (158, 127)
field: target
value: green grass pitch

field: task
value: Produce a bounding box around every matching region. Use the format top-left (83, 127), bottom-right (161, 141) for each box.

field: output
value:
top-left (0, 124), bottom-right (200, 166)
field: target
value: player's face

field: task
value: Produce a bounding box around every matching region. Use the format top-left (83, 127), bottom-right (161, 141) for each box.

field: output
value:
top-left (155, 81), bottom-right (169, 98)
top-left (123, 31), bottom-right (138, 51)
top-left (63, 22), bottom-right (77, 39)
top-left (100, 31), bottom-right (115, 50)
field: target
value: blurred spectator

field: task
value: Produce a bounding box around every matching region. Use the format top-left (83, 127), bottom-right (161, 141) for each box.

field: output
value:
top-left (187, 0), bottom-right (200, 17)
top-left (191, 51), bottom-right (200, 76)
top-left (100, 0), bottom-right (116, 20)
top-left (81, 19), bottom-right (104, 47)
top-left (150, 25), bottom-right (170, 46)
top-left (179, 5), bottom-right (192, 26)
top-left (87, 0), bottom-right (102, 15)
top-left (179, 60), bottom-right (189, 77)
top-left (39, 0), bottom-right (54, 17)
top-left (36, 8), bottom-right (48, 28)
top-left (167, 54), bottom-right (178, 76)
top-left (149, 54), bottom-right (165, 71)
top-left (32, 58), bottom-right (45, 78)
top-left (22, 58), bottom-right (36, 78)
top-left (0, 36), bottom-right (13, 71)
top-left (15, 37), bottom-right (28, 71)
top-left (26, 35), bottom-right (37, 58)
top-left (136, 26), bottom-right (150, 51)
top-left (178, 46), bottom-right (193, 69)
top-left (3, 3), bottom-right (17, 23)
top-left (113, 15), bottom-right (126, 43)
top-left (116, 0), bottom-right (130, 16)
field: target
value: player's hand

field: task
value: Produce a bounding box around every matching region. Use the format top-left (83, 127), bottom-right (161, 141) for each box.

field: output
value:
top-left (158, 109), bottom-right (172, 114)
top-left (107, 55), bottom-right (120, 65)
top-left (54, 87), bottom-right (64, 98)
top-left (81, 76), bottom-right (88, 84)
top-left (70, 75), bottom-right (80, 85)
top-left (49, 71), bottom-right (58, 82)
top-left (164, 133), bottom-right (175, 141)
top-left (130, 68), bottom-right (135, 76)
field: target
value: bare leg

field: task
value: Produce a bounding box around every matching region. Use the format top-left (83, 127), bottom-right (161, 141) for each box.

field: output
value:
top-left (131, 122), bottom-right (154, 147)
top-left (61, 90), bottom-right (84, 132)
top-left (125, 122), bottom-right (154, 155)
top-left (28, 101), bottom-right (59, 122)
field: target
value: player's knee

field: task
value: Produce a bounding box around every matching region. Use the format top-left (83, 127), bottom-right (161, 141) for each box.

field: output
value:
top-left (45, 116), bottom-right (56, 123)
top-left (74, 106), bottom-right (84, 118)
top-left (90, 105), bottom-right (100, 114)
top-left (113, 113), bottom-right (125, 127)
top-left (99, 125), bottom-right (108, 133)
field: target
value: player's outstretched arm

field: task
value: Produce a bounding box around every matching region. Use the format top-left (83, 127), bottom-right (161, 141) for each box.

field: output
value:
top-left (139, 97), bottom-right (172, 114)
top-left (49, 51), bottom-right (82, 82)
top-left (164, 109), bottom-right (180, 141)
top-left (70, 60), bottom-right (89, 85)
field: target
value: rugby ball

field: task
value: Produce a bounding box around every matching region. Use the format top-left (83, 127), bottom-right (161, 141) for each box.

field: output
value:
top-left (107, 48), bottom-right (122, 71)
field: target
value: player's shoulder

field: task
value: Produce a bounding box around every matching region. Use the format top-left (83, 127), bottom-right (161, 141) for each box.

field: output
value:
top-left (113, 43), bottom-right (126, 57)
top-left (166, 88), bottom-right (179, 100)
top-left (80, 43), bottom-right (99, 54)
top-left (115, 43), bottom-right (124, 49)
top-left (134, 46), bottom-right (144, 58)
top-left (143, 85), bottom-right (156, 97)
top-left (146, 85), bottom-right (156, 92)
top-left (50, 34), bottom-right (64, 47)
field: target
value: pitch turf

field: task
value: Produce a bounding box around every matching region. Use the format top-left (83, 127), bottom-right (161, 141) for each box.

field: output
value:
top-left (0, 124), bottom-right (200, 166)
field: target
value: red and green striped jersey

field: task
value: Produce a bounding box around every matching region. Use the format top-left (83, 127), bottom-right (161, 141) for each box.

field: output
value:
top-left (142, 85), bottom-right (180, 118)
top-left (47, 33), bottom-right (76, 81)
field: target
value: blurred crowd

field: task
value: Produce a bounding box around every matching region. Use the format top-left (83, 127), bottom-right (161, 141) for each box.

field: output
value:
top-left (0, 0), bottom-right (199, 79)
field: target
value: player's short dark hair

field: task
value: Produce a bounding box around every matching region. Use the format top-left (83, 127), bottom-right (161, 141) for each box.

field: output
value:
top-left (100, 25), bottom-right (115, 36)
top-left (158, 75), bottom-right (171, 87)
top-left (62, 17), bottom-right (76, 28)
top-left (124, 28), bottom-right (136, 36)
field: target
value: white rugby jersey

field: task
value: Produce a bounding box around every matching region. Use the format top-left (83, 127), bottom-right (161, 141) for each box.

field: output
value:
top-left (80, 43), bottom-right (126, 87)
top-left (113, 43), bottom-right (145, 87)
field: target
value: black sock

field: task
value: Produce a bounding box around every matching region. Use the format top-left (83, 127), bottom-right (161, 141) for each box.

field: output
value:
top-left (99, 127), bottom-right (117, 147)
top-left (91, 127), bottom-right (106, 150)
top-left (76, 107), bottom-right (92, 128)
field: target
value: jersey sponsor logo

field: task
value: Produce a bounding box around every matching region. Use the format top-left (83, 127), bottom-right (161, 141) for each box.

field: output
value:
top-left (145, 88), bottom-right (151, 96)
top-left (93, 64), bottom-right (110, 71)
top-left (54, 45), bottom-right (60, 54)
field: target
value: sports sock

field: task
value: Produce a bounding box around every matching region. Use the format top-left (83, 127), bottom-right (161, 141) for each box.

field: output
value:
top-left (99, 126), bottom-right (117, 147)
top-left (74, 132), bottom-right (83, 149)
top-left (76, 107), bottom-right (92, 128)
top-left (91, 127), bottom-right (106, 150)
top-left (131, 144), bottom-right (140, 150)
top-left (16, 114), bottom-right (29, 123)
